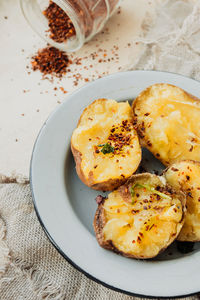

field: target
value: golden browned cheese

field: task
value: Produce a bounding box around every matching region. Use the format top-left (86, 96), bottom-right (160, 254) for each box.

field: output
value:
top-left (164, 160), bottom-right (200, 241)
top-left (71, 99), bottom-right (141, 191)
top-left (94, 174), bottom-right (186, 259)
top-left (133, 84), bottom-right (200, 166)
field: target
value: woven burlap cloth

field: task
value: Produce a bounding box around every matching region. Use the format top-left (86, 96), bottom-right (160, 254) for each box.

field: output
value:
top-left (1, 0), bottom-right (200, 299)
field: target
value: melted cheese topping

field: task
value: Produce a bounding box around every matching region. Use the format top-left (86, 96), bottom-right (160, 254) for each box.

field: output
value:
top-left (165, 161), bottom-right (200, 241)
top-left (102, 178), bottom-right (183, 258)
top-left (72, 99), bottom-right (141, 184)
top-left (134, 84), bottom-right (200, 165)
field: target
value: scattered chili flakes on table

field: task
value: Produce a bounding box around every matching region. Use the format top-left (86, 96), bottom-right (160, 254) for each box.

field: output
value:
top-left (43, 1), bottom-right (76, 43)
top-left (31, 46), bottom-right (71, 78)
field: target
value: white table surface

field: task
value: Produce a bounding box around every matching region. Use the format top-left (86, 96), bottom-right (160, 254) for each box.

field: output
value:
top-left (0, 0), bottom-right (154, 177)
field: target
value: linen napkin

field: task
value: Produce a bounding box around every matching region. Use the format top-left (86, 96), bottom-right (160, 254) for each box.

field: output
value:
top-left (0, 181), bottom-right (199, 300)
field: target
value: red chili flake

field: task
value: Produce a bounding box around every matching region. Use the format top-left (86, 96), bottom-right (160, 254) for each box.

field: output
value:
top-left (31, 47), bottom-right (71, 78)
top-left (171, 167), bottom-right (179, 172)
top-left (147, 141), bottom-right (152, 147)
top-left (191, 137), bottom-right (197, 142)
top-left (131, 210), bottom-right (139, 214)
top-left (43, 1), bottom-right (76, 43)
top-left (156, 195), bottom-right (161, 200)
top-left (149, 224), bottom-right (155, 231)
top-left (189, 145), bottom-right (194, 152)
top-left (60, 87), bottom-right (67, 94)
top-left (94, 146), bottom-right (100, 154)
top-left (132, 240), bottom-right (135, 244)
top-left (198, 197), bottom-right (200, 202)
top-left (74, 58), bottom-right (82, 65)
top-left (186, 175), bottom-right (190, 181)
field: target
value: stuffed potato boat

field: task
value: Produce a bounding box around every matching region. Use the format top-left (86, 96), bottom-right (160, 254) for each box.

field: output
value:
top-left (71, 99), bottom-right (141, 191)
top-left (94, 173), bottom-right (186, 259)
top-left (133, 84), bottom-right (200, 166)
top-left (164, 160), bottom-right (200, 242)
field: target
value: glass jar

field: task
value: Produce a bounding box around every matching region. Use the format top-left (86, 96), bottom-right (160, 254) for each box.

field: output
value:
top-left (20, 0), bottom-right (121, 52)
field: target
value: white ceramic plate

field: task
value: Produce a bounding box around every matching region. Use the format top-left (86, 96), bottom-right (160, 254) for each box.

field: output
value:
top-left (30, 71), bottom-right (200, 298)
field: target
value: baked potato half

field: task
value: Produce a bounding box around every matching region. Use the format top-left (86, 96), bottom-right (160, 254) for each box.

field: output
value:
top-left (133, 84), bottom-right (200, 166)
top-left (164, 160), bottom-right (200, 242)
top-left (94, 173), bottom-right (186, 259)
top-left (71, 99), bottom-right (141, 191)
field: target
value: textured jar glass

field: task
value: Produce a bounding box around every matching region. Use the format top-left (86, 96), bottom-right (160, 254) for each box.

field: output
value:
top-left (20, 0), bottom-right (120, 52)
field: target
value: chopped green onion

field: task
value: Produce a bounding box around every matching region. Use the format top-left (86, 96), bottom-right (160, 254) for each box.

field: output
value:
top-left (138, 184), bottom-right (171, 200)
top-left (130, 185), bottom-right (136, 204)
top-left (97, 143), bottom-right (115, 154)
top-left (129, 183), bottom-right (171, 204)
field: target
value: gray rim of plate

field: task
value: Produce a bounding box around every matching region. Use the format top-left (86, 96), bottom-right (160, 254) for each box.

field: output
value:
top-left (30, 70), bottom-right (200, 298)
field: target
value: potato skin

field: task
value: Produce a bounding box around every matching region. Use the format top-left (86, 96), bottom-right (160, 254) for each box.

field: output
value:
top-left (93, 173), bottom-right (186, 259)
top-left (94, 205), bottom-right (171, 259)
top-left (94, 202), bottom-right (141, 258)
top-left (164, 160), bottom-right (200, 242)
top-left (133, 83), bottom-right (200, 166)
top-left (71, 98), bottom-right (141, 191)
